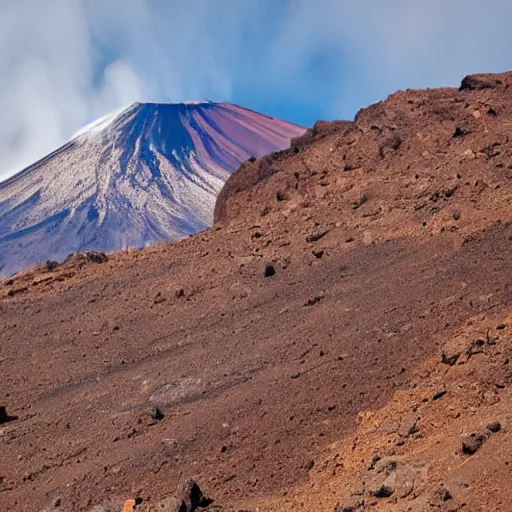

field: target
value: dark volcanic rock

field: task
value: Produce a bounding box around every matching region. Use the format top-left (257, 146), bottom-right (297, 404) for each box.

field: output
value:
top-left (487, 422), bottom-right (501, 433)
top-left (0, 406), bottom-right (17, 424)
top-left (151, 407), bottom-right (165, 422)
top-left (264, 264), bottom-right (276, 277)
top-left (462, 431), bottom-right (489, 455)
top-left (372, 473), bottom-right (396, 498)
top-left (442, 351), bottom-right (460, 366)
top-left (177, 479), bottom-right (213, 512)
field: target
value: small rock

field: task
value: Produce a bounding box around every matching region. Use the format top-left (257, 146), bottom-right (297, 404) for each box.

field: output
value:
top-left (441, 352), bottom-right (460, 366)
top-left (462, 431), bottom-right (489, 455)
top-left (368, 455), bottom-right (381, 470)
top-left (0, 406), bottom-right (17, 424)
top-left (45, 260), bottom-right (60, 272)
top-left (453, 127), bottom-right (469, 138)
top-left (436, 487), bottom-right (453, 502)
top-left (306, 230), bottom-right (328, 243)
top-left (305, 295), bottom-right (324, 307)
top-left (264, 264), bottom-right (276, 278)
top-left (123, 499), bottom-right (137, 512)
top-left (461, 149), bottom-right (476, 160)
top-left (151, 407), bottom-right (165, 422)
top-left (367, 459), bottom-right (397, 498)
top-left (442, 489), bottom-right (453, 501)
top-left (371, 458), bottom-right (397, 474)
top-left (305, 460), bottom-right (315, 471)
top-left (487, 422), bottom-right (501, 433)
top-left (372, 471), bottom-right (396, 498)
top-left (334, 498), bottom-right (363, 512)
top-left (398, 415), bottom-right (419, 438)
top-left (433, 389), bottom-right (447, 400)
top-left (276, 190), bottom-right (288, 202)
top-left (177, 479), bottom-right (213, 512)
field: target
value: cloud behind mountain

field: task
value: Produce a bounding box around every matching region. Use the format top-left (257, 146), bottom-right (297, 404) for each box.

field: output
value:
top-left (1, 0), bottom-right (512, 181)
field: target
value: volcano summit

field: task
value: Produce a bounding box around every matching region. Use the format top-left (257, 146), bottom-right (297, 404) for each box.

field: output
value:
top-left (0, 101), bottom-right (305, 276)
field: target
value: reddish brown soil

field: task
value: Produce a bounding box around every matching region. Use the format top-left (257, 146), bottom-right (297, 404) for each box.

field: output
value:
top-left (1, 71), bottom-right (512, 512)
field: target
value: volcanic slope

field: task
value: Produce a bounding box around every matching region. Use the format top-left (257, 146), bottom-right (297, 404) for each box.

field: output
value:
top-left (1, 71), bottom-right (512, 512)
top-left (0, 101), bottom-right (305, 277)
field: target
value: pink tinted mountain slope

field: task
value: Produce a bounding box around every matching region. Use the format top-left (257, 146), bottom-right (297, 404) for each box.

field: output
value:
top-left (0, 101), bottom-right (305, 277)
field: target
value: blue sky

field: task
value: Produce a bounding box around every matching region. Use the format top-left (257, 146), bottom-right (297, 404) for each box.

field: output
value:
top-left (2, 0), bottom-right (512, 180)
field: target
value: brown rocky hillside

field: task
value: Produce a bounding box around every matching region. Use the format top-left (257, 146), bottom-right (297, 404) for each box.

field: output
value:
top-left (1, 71), bottom-right (512, 512)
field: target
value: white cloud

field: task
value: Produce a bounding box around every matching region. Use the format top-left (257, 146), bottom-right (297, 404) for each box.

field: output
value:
top-left (1, 0), bottom-right (512, 181)
top-left (98, 61), bottom-right (142, 109)
top-left (267, 0), bottom-right (512, 117)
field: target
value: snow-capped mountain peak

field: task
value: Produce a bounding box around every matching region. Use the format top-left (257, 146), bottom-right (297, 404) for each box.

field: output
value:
top-left (0, 101), bottom-right (306, 276)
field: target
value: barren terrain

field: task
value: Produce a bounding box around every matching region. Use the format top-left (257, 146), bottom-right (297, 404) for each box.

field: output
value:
top-left (1, 71), bottom-right (512, 511)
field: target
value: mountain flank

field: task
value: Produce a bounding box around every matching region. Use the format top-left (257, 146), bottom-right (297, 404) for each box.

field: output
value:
top-left (1, 71), bottom-right (512, 511)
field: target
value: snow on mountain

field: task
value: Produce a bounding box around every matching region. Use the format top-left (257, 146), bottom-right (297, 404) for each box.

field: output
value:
top-left (0, 102), bottom-right (306, 276)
